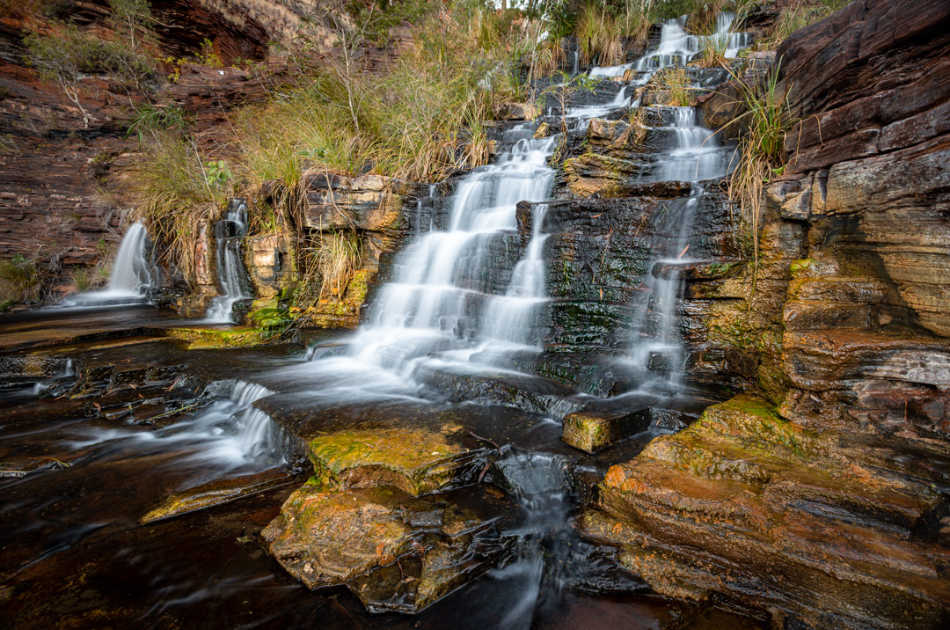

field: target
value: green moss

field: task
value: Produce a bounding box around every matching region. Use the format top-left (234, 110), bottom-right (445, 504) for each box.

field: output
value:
top-left (789, 258), bottom-right (813, 274)
top-left (165, 327), bottom-right (266, 349)
top-left (307, 426), bottom-right (466, 496)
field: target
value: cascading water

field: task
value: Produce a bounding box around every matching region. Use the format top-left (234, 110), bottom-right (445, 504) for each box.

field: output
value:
top-left (205, 200), bottom-right (252, 323)
top-left (590, 12), bottom-right (749, 79)
top-left (61, 221), bottom-right (155, 306)
top-left (342, 128), bottom-right (559, 382)
top-left (68, 379), bottom-right (294, 472)
top-left (623, 100), bottom-right (738, 385)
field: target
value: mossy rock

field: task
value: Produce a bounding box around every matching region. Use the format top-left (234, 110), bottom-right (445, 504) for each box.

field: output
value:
top-left (562, 409), bottom-right (650, 454)
top-left (165, 326), bottom-right (266, 350)
top-left (307, 426), bottom-right (469, 496)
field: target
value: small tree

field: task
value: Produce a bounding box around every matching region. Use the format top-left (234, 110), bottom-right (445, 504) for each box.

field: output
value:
top-left (109, 0), bottom-right (152, 49)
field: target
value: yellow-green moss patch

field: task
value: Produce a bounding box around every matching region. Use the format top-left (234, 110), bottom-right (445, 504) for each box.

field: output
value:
top-left (307, 426), bottom-right (467, 496)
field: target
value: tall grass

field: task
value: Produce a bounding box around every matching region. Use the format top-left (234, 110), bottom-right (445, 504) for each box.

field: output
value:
top-left (576, 3), bottom-right (623, 66)
top-left (294, 230), bottom-right (361, 309)
top-left (768, 0), bottom-right (850, 44)
top-left (234, 2), bottom-right (521, 189)
top-left (0, 255), bottom-right (41, 305)
top-left (133, 130), bottom-right (231, 282)
top-left (720, 61), bottom-right (795, 271)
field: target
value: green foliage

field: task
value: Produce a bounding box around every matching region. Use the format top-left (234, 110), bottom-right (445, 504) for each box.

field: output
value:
top-left (108, 0), bottom-right (152, 48)
top-left (196, 38), bottom-right (223, 67)
top-left (248, 305), bottom-right (293, 337)
top-left (126, 104), bottom-right (185, 140)
top-left (133, 130), bottom-right (229, 281)
top-left (768, 0), bottom-right (850, 44)
top-left (23, 24), bottom-right (156, 87)
top-left (0, 254), bottom-right (41, 304)
top-left (234, 2), bottom-right (528, 187)
top-left (720, 60), bottom-right (795, 272)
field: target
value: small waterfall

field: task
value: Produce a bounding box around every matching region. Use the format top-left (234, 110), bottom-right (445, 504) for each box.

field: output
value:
top-left (480, 201), bottom-right (551, 354)
top-left (106, 222), bottom-right (153, 294)
top-left (205, 200), bottom-right (252, 323)
top-left (61, 221), bottom-right (155, 306)
top-left (346, 129), bottom-right (558, 378)
top-left (623, 113), bottom-right (736, 386)
top-left (489, 452), bottom-right (572, 628)
top-left (590, 12), bottom-right (748, 79)
top-left (67, 379), bottom-right (295, 470)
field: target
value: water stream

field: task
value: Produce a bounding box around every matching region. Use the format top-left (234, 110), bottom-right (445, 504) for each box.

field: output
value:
top-left (61, 221), bottom-right (155, 307)
top-left (0, 11), bottom-right (756, 629)
top-left (205, 200), bottom-right (253, 323)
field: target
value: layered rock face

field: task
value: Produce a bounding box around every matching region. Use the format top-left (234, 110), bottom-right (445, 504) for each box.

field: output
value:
top-left (582, 1), bottom-right (950, 627)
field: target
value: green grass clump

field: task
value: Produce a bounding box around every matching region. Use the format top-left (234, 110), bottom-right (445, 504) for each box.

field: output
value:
top-left (721, 61), bottom-right (796, 271)
top-left (0, 255), bottom-right (41, 304)
top-left (133, 130), bottom-right (232, 282)
top-left (768, 0), bottom-right (850, 44)
top-left (294, 230), bottom-right (362, 311)
top-left (576, 3), bottom-right (624, 66)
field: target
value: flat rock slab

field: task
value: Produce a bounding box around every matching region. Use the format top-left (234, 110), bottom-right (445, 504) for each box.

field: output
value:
top-left (307, 425), bottom-right (476, 496)
top-left (140, 468), bottom-right (295, 524)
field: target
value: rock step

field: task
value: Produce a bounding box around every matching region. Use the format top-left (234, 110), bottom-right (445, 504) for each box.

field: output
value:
top-left (581, 395), bottom-right (950, 628)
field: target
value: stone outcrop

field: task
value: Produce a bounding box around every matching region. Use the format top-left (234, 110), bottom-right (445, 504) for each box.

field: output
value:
top-left (294, 170), bottom-right (412, 328)
top-left (261, 423), bottom-right (510, 613)
top-left (582, 1), bottom-right (950, 627)
top-left (582, 396), bottom-right (950, 629)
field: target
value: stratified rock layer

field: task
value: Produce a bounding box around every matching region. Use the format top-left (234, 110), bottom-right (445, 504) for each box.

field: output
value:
top-left (582, 1), bottom-right (950, 627)
top-left (582, 397), bottom-right (950, 629)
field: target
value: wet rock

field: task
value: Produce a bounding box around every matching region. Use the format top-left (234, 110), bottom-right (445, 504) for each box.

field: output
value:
top-left (243, 230), bottom-right (295, 299)
top-left (580, 395), bottom-right (950, 629)
top-left (140, 469), bottom-right (291, 524)
top-left (495, 102), bottom-right (540, 121)
top-left (262, 484), bottom-right (510, 611)
top-left (562, 408), bottom-right (650, 454)
top-left (306, 426), bottom-right (472, 497)
top-left (301, 171), bottom-right (409, 232)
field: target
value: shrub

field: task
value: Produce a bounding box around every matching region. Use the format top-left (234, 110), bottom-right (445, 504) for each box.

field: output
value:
top-left (0, 255), bottom-right (41, 304)
top-left (24, 24), bottom-right (156, 88)
top-left (133, 130), bottom-right (231, 281)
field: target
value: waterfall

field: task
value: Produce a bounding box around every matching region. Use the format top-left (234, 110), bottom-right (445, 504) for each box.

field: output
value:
top-left (61, 221), bottom-right (155, 307)
top-left (590, 12), bottom-right (748, 79)
top-left (205, 200), bottom-right (252, 323)
top-left (345, 129), bottom-right (558, 379)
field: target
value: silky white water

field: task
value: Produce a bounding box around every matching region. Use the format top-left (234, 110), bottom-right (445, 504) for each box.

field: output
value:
top-left (589, 12), bottom-right (749, 78)
top-left (205, 201), bottom-right (252, 323)
top-left (61, 221), bottom-right (154, 306)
